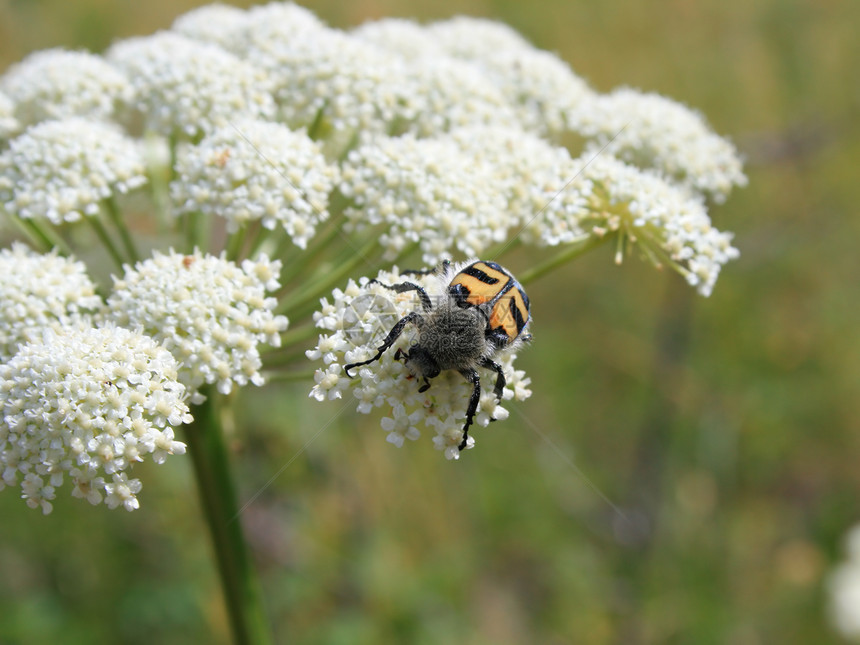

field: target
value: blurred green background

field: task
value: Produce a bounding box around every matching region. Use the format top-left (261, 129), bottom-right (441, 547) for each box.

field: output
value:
top-left (1, 0), bottom-right (858, 643)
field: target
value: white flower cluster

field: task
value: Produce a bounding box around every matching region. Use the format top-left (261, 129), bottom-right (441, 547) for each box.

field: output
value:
top-left (578, 154), bottom-right (739, 296)
top-left (106, 250), bottom-right (288, 402)
top-left (404, 58), bottom-right (521, 137)
top-left (830, 525), bottom-right (860, 640)
top-left (0, 325), bottom-right (190, 514)
top-left (246, 25), bottom-right (413, 138)
top-left (568, 89), bottom-right (747, 201)
top-left (184, 2), bottom-right (327, 56)
top-left (427, 17), bottom-right (594, 137)
top-left (307, 265), bottom-right (532, 460)
top-left (357, 16), bottom-right (593, 137)
top-left (107, 32), bottom-right (276, 139)
top-left (0, 243), bottom-right (103, 360)
top-left (0, 48), bottom-right (132, 127)
top-left (340, 134), bottom-right (510, 264)
top-left (0, 90), bottom-right (21, 140)
top-left (447, 125), bottom-right (592, 245)
top-left (0, 117), bottom-right (147, 223)
top-left (170, 119), bottom-right (339, 248)
top-left (170, 3), bottom-right (252, 50)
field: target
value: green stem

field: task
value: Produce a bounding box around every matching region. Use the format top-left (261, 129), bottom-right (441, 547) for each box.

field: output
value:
top-left (246, 222), bottom-right (271, 259)
top-left (518, 234), bottom-right (612, 285)
top-left (184, 390), bottom-right (272, 645)
top-left (8, 216), bottom-right (72, 255)
top-left (307, 104), bottom-right (327, 141)
top-left (87, 216), bottom-right (126, 270)
top-left (263, 369), bottom-right (316, 383)
top-left (276, 191), bottom-right (350, 286)
top-left (279, 237), bottom-right (381, 318)
top-left (485, 237), bottom-right (522, 261)
top-left (277, 323), bottom-right (320, 351)
top-left (105, 197), bottom-right (140, 264)
top-left (225, 226), bottom-right (249, 262)
top-left (184, 211), bottom-right (204, 255)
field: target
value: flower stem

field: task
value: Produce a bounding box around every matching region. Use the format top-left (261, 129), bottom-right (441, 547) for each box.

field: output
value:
top-left (87, 216), bottom-right (126, 270)
top-left (263, 369), bottom-right (317, 382)
top-left (8, 216), bottom-right (72, 256)
top-left (184, 390), bottom-right (272, 645)
top-left (518, 234), bottom-right (611, 285)
top-left (279, 236), bottom-right (380, 318)
top-left (225, 226), bottom-right (249, 262)
top-left (184, 211), bottom-right (205, 255)
top-left (277, 323), bottom-right (319, 351)
top-left (485, 236), bottom-right (522, 260)
top-left (105, 197), bottom-right (140, 263)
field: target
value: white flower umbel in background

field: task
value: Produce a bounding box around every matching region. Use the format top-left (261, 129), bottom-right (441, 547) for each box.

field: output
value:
top-left (307, 265), bottom-right (533, 460)
top-left (0, 325), bottom-right (190, 514)
top-left (574, 153), bottom-right (739, 297)
top-left (829, 525), bottom-right (860, 641)
top-left (0, 91), bottom-right (18, 140)
top-left (0, 118), bottom-right (146, 224)
top-left (245, 25), bottom-right (414, 145)
top-left (107, 32), bottom-right (276, 140)
top-left (106, 250), bottom-right (288, 403)
top-left (568, 88), bottom-right (747, 200)
top-left (170, 119), bottom-right (339, 248)
top-left (0, 48), bottom-right (133, 127)
top-left (0, 243), bottom-right (103, 360)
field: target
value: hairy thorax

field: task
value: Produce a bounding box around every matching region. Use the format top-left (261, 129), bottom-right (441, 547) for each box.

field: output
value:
top-left (415, 304), bottom-right (486, 371)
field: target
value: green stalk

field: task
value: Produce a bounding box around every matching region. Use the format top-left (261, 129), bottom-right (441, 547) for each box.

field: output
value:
top-left (184, 211), bottom-right (205, 255)
top-left (225, 226), bottom-right (249, 262)
top-left (87, 216), bottom-right (126, 269)
top-left (246, 222), bottom-right (271, 259)
top-left (484, 237), bottom-right (522, 261)
top-left (275, 191), bottom-right (351, 285)
top-left (306, 104), bottom-right (328, 141)
top-left (262, 369), bottom-right (316, 383)
top-left (184, 390), bottom-right (272, 645)
top-left (8, 216), bottom-right (72, 255)
top-left (276, 221), bottom-right (343, 291)
top-left (105, 197), bottom-right (140, 264)
top-left (278, 237), bottom-right (381, 318)
top-left (518, 234), bottom-right (611, 285)
top-left (276, 323), bottom-right (320, 351)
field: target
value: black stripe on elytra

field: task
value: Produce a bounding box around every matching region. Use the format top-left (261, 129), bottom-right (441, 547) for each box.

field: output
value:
top-left (510, 293), bottom-right (527, 333)
top-left (462, 264), bottom-right (500, 285)
top-left (516, 285), bottom-right (530, 312)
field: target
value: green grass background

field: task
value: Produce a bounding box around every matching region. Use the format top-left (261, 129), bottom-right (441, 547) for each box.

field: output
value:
top-left (1, 0), bottom-right (858, 643)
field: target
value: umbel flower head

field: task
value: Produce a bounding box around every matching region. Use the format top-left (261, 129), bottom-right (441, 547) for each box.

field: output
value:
top-left (170, 119), bottom-right (339, 248)
top-left (0, 243), bottom-right (103, 360)
top-left (0, 117), bottom-right (147, 223)
top-left (0, 2), bottom-right (746, 472)
top-left (106, 250), bottom-right (289, 403)
top-left (340, 134), bottom-right (511, 264)
top-left (0, 48), bottom-right (132, 127)
top-left (0, 90), bottom-right (19, 139)
top-left (0, 324), bottom-right (191, 514)
top-left (106, 31), bottom-right (276, 139)
top-left (307, 264), bottom-right (532, 460)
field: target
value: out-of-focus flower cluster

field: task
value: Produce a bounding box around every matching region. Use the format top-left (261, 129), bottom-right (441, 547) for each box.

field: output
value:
top-left (0, 2), bottom-right (747, 485)
top-left (829, 524), bottom-right (860, 641)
